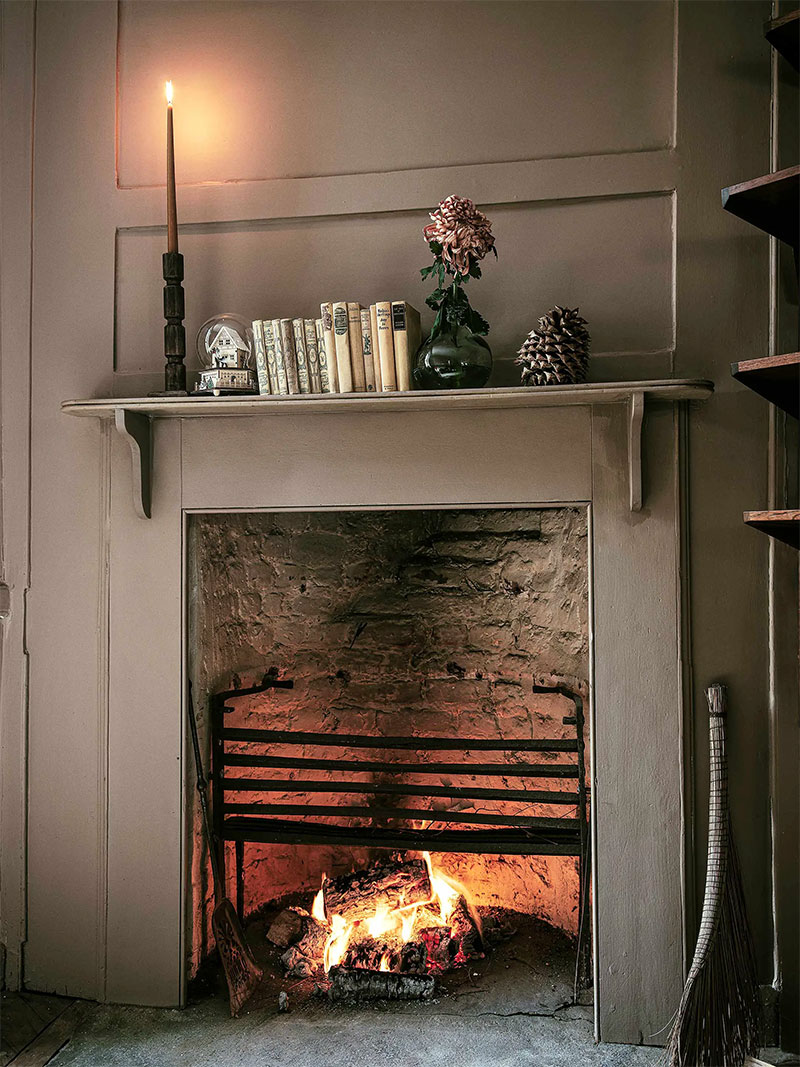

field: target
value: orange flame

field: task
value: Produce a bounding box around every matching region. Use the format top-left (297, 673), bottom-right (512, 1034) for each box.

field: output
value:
top-left (311, 879), bottom-right (326, 924)
top-left (165, 80), bottom-right (173, 106)
top-left (314, 853), bottom-right (478, 975)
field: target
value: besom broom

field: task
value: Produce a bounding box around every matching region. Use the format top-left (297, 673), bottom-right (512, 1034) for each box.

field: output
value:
top-left (667, 683), bottom-right (761, 1067)
top-left (188, 682), bottom-right (263, 1016)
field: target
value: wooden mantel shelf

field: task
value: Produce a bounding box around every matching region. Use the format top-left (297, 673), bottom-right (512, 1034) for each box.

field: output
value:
top-left (62, 379), bottom-right (713, 519)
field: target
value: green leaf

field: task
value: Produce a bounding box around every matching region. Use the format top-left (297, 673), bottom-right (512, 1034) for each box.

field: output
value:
top-left (420, 264), bottom-right (437, 279)
top-left (429, 240), bottom-right (443, 255)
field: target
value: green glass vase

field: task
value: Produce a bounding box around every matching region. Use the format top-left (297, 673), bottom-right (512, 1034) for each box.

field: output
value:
top-left (413, 327), bottom-right (492, 390)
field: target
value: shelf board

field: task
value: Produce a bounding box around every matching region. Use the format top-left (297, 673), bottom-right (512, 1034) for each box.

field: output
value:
top-left (764, 8), bottom-right (799, 71)
top-left (62, 380), bottom-right (713, 420)
top-left (744, 510), bottom-right (800, 549)
top-left (63, 381), bottom-right (713, 520)
top-left (721, 165), bottom-right (800, 247)
top-left (731, 351), bottom-right (799, 418)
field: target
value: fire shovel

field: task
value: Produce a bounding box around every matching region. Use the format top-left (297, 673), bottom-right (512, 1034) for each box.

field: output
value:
top-left (188, 682), bottom-right (263, 1016)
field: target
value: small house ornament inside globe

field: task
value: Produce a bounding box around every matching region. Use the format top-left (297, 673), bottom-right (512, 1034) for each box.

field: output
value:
top-left (195, 314), bottom-right (258, 395)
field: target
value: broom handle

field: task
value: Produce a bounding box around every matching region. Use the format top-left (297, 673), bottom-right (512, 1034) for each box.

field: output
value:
top-left (687, 683), bottom-right (730, 981)
top-left (187, 681), bottom-right (225, 902)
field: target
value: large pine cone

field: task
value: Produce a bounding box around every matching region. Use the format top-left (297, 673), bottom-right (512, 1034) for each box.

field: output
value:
top-left (516, 306), bottom-right (590, 386)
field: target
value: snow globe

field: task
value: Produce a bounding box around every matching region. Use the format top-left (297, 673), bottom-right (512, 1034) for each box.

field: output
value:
top-left (195, 314), bottom-right (257, 395)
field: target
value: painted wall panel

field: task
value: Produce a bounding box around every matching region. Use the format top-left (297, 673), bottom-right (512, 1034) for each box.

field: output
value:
top-left (115, 194), bottom-right (674, 386)
top-left (180, 407), bottom-right (592, 511)
top-left (118, 0), bottom-right (675, 186)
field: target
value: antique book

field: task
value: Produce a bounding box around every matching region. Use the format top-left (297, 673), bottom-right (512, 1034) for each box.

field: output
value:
top-left (391, 302), bottom-right (422, 392)
top-left (332, 301), bottom-right (353, 392)
top-left (263, 319), bottom-right (282, 395)
top-left (346, 302), bottom-right (367, 392)
top-left (320, 302), bottom-right (339, 392)
top-left (270, 318), bottom-right (290, 395)
top-left (360, 308), bottom-right (376, 391)
top-left (292, 317), bottom-right (312, 393)
top-left (374, 301), bottom-right (397, 391)
top-left (315, 318), bottom-right (333, 392)
top-left (252, 319), bottom-right (271, 395)
top-left (304, 318), bottom-right (322, 393)
top-left (279, 318), bottom-right (300, 394)
top-left (369, 303), bottom-right (382, 391)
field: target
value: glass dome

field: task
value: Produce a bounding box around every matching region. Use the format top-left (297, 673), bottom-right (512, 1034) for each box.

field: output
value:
top-left (196, 314), bottom-right (253, 370)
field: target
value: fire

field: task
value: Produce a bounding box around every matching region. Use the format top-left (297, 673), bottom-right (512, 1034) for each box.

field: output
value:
top-left (315, 852), bottom-right (478, 975)
top-left (324, 913), bottom-right (352, 971)
top-left (366, 905), bottom-right (396, 939)
top-left (311, 881), bottom-right (326, 924)
top-left (165, 80), bottom-right (173, 106)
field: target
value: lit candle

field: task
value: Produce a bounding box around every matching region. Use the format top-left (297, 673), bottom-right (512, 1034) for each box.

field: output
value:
top-left (165, 80), bottom-right (178, 254)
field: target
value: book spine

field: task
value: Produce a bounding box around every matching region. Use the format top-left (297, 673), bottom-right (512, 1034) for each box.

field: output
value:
top-left (279, 318), bottom-right (300, 394)
top-left (304, 318), bottom-right (322, 393)
top-left (270, 318), bottom-right (290, 395)
top-left (332, 301), bottom-right (353, 392)
top-left (315, 318), bottom-right (332, 392)
top-left (252, 319), bottom-right (271, 395)
top-left (292, 317), bottom-right (311, 393)
top-left (320, 303), bottom-right (339, 392)
top-left (369, 303), bottom-right (381, 390)
top-left (392, 301), bottom-right (421, 392)
top-left (360, 308), bottom-right (376, 391)
top-left (263, 319), bottom-right (281, 394)
top-left (347, 303), bottom-right (366, 391)
top-left (374, 301), bottom-right (396, 391)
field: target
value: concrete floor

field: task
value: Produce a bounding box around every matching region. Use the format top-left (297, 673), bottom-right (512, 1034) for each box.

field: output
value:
top-left (49, 915), bottom-right (665, 1067)
top-left (50, 999), bottom-right (664, 1067)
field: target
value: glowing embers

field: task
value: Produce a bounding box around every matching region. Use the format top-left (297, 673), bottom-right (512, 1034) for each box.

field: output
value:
top-left (278, 852), bottom-right (483, 990)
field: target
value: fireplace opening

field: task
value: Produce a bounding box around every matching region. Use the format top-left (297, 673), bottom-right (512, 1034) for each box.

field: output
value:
top-left (188, 507), bottom-right (591, 1013)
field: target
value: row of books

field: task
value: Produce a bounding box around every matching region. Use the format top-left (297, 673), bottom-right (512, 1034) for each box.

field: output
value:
top-left (252, 301), bottom-right (422, 396)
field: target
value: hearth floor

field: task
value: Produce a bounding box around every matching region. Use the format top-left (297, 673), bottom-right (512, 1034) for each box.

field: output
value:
top-left (48, 912), bottom-right (668, 1067)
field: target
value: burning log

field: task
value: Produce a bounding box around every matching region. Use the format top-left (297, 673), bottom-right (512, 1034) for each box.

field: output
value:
top-left (341, 937), bottom-right (428, 975)
top-left (328, 965), bottom-right (435, 1002)
top-left (323, 859), bottom-right (432, 924)
top-left (294, 913), bottom-right (328, 959)
top-left (419, 898), bottom-right (483, 971)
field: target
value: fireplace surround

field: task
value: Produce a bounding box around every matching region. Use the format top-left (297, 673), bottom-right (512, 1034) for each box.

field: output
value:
top-left (60, 383), bottom-right (711, 1044)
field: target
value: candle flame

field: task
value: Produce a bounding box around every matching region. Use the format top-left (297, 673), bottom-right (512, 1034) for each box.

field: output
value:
top-left (165, 80), bottom-right (173, 106)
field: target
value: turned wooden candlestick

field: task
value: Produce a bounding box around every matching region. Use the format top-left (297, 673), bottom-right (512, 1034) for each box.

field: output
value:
top-left (162, 250), bottom-right (186, 393)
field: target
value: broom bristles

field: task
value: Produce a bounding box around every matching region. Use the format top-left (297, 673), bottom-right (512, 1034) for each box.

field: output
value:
top-left (667, 684), bottom-right (761, 1067)
top-left (667, 831), bottom-right (760, 1066)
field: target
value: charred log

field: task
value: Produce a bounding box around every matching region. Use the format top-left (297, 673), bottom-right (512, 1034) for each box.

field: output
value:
top-left (323, 859), bottom-right (432, 924)
top-left (328, 966), bottom-right (435, 1002)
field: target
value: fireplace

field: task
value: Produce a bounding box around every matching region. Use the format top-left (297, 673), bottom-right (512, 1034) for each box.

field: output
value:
top-left (187, 506), bottom-right (591, 1008)
top-left (56, 396), bottom-right (692, 1043)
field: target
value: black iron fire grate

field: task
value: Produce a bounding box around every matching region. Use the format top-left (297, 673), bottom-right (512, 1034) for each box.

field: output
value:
top-left (208, 675), bottom-right (590, 940)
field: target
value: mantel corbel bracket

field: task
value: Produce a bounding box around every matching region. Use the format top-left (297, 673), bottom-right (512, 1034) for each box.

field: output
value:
top-left (114, 408), bottom-right (152, 519)
top-left (628, 390), bottom-right (645, 512)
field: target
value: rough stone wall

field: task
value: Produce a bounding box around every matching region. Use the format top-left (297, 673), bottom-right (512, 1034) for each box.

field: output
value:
top-left (188, 508), bottom-right (589, 976)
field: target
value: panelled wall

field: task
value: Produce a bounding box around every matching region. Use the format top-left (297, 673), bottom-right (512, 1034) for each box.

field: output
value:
top-left (1, 0), bottom-right (790, 1046)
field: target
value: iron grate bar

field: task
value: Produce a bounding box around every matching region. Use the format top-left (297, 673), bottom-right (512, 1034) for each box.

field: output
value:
top-left (220, 728), bottom-right (578, 752)
top-left (220, 776), bottom-right (580, 805)
top-left (222, 802), bottom-right (580, 829)
top-left (222, 753), bottom-right (580, 777)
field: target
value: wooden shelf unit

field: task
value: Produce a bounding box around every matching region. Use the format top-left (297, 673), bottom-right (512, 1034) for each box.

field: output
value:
top-left (730, 351), bottom-right (800, 418)
top-left (721, 165), bottom-right (800, 248)
top-left (744, 510), bottom-right (800, 549)
top-left (764, 8), bottom-right (799, 71)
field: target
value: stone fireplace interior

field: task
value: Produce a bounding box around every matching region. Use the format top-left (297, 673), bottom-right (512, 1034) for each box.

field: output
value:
top-left (187, 507), bottom-right (590, 998)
